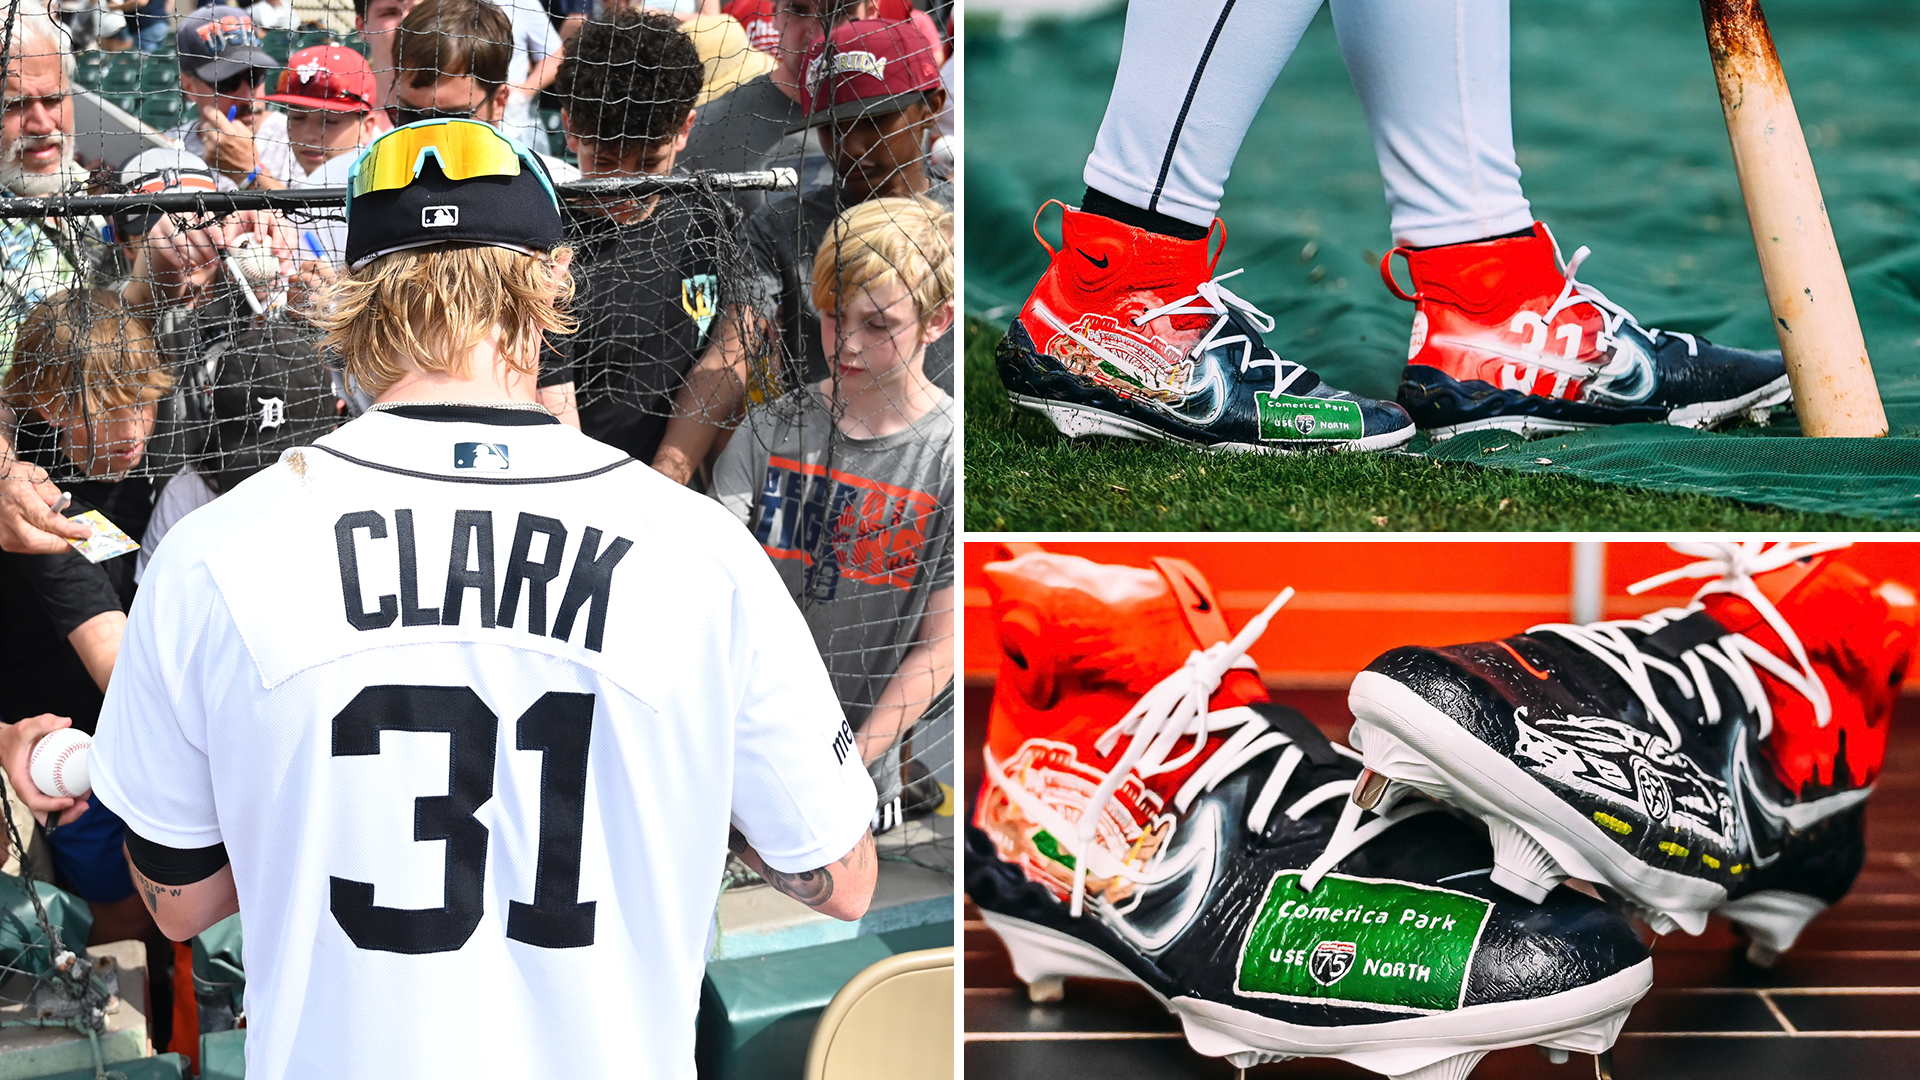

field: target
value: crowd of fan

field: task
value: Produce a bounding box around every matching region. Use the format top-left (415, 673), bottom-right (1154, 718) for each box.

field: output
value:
top-left (0, 0), bottom-right (955, 994)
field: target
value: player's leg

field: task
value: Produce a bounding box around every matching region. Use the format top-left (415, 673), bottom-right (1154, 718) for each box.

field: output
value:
top-left (1330, 0), bottom-right (1530, 248)
top-left (996, 0), bottom-right (1416, 455)
top-left (1080, 1), bottom-right (1322, 233)
top-left (1333, 0), bottom-right (1790, 440)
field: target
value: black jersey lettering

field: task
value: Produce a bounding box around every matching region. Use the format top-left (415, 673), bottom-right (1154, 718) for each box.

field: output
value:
top-left (335, 511), bottom-right (399, 631)
top-left (339, 510), bottom-right (630, 652)
top-left (498, 514), bottom-right (568, 636)
top-left (442, 510), bottom-right (498, 629)
top-left (552, 527), bottom-right (632, 654)
top-left (396, 509), bottom-right (443, 627)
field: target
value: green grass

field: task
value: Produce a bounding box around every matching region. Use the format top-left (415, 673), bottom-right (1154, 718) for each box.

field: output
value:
top-left (963, 322), bottom-right (1900, 533)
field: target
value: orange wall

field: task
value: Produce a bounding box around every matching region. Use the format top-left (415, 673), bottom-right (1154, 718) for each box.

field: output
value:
top-left (963, 541), bottom-right (1920, 688)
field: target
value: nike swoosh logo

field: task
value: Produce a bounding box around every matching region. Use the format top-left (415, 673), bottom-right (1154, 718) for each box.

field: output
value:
top-left (1428, 335), bottom-right (1571, 370)
top-left (1095, 801), bottom-right (1219, 953)
top-left (1181, 577), bottom-right (1212, 613)
top-left (1496, 640), bottom-right (1551, 680)
top-left (1078, 248), bottom-right (1110, 269)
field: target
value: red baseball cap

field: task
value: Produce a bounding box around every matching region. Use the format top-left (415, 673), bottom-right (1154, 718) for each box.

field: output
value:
top-left (790, 19), bottom-right (942, 133)
top-left (266, 46), bottom-right (375, 113)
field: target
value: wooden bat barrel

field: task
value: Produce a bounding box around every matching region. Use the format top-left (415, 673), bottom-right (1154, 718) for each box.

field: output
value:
top-left (1701, 0), bottom-right (1887, 438)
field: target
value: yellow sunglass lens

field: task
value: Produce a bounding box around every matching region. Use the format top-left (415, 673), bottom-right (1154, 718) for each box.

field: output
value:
top-left (351, 122), bottom-right (523, 198)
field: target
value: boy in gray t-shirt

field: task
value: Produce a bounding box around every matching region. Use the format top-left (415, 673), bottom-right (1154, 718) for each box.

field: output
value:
top-left (712, 196), bottom-right (954, 824)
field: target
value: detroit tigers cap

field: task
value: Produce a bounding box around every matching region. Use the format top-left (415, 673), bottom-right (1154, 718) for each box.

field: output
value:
top-left (343, 119), bottom-right (564, 270)
top-left (177, 7), bottom-right (280, 85)
top-left (789, 19), bottom-right (942, 134)
top-left (206, 321), bottom-right (339, 495)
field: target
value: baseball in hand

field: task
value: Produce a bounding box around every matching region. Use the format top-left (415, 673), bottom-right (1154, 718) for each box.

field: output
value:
top-left (29, 729), bottom-right (91, 800)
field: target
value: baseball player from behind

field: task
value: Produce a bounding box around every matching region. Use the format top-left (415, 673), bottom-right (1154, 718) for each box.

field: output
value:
top-left (90, 119), bottom-right (879, 1078)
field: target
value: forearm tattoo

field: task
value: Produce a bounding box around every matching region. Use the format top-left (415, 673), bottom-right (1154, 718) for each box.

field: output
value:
top-left (729, 828), bottom-right (874, 911)
top-left (135, 870), bottom-right (181, 914)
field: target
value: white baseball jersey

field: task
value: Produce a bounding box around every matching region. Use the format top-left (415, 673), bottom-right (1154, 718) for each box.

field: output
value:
top-left (93, 405), bottom-right (876, 1079)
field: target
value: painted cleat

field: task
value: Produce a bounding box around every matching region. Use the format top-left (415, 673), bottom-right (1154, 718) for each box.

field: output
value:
top-left (968, 550), bottom-right (1651, 1080)
top-left (997, 202), bottom-right (1415, 453)
top-left (1384, 223), bottom-right (1792, 440)
top-left (1350, 541), bottom-right (1917, 958)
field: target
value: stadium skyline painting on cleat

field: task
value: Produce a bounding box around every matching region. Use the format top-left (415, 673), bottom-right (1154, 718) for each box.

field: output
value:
top-left (1386, 224), bottom-right (1795, 441)
top-left (1348, 540), bottom-right (1917, 962)
top-left (967, 549), bottom-right (1652, 1080)
top-left (995, 202), bottom-right (1418, 454)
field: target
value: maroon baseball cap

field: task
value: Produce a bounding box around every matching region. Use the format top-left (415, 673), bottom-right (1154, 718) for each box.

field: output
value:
top-left (790, 19), bottom-right (942, 133)
top-left (265, 46), bottom-right (375, 113)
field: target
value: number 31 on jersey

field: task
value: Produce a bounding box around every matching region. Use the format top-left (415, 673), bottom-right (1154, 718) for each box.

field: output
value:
top-left (330, 685), bottom-right (596, 955)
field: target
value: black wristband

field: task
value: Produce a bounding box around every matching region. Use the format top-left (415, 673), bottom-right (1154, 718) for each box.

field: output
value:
top-left (124, 829), bottom-right (230, 886)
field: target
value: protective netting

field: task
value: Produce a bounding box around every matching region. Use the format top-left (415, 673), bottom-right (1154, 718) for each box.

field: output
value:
top-left (965, 0), bottom-right (1920, 521)
top-left (0, 774), bottom-right (136, 1080)
top-left (0, 0), bottom-right (954, 1038)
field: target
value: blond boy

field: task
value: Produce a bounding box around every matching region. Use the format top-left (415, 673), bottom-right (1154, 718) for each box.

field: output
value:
top-left (711, 195), bottom-right (956, 827)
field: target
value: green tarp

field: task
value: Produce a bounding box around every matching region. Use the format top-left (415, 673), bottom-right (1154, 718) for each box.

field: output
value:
top-left (965, 0), bottom-right (1920, 518)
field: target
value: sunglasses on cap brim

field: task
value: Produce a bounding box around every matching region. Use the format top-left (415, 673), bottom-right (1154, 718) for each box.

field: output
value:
top-left (347, 118), bottom-right (557, 207)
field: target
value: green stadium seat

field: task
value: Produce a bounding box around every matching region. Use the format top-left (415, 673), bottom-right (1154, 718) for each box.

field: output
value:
top-left (141, 63), bottom-right (177, 90)
top-left (101, 65), bottom-right (138, 93)
top-left (262, 28), bottom-right (293, 63)
top-left (540, 109), bottom-right (562, 133)
top-left (294, 30), bottom-right (336, 52)
top-left (141, 96), bottom-right (184, 130)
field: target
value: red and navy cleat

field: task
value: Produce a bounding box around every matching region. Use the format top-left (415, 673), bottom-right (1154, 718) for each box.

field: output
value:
top-left (969, 550), bottom-right (1651, 1080)
top-left (996, 202), bottom-right (1415, 453)
top-left (1350, 542), bottom-right (1917, 961)
top-left (1384, 224), bottom-right (1792, 440)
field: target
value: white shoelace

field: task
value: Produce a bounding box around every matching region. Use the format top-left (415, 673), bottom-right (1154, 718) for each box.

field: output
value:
top-left (1528, 541), bottom-right (1850, 751)
top-left (1039, 268), bottom-right (1311, 417)
top-left (1498, 229), bottom-right (1700, 398)
top-left (984, 588), bottom-right (1439, 918)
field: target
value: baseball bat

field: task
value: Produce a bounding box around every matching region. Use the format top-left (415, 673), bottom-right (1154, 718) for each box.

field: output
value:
top-left (1700, 0), bottom-right (1886, 437)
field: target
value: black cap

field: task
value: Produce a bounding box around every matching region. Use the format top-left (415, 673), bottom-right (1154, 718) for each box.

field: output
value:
top-left (344, 132), bottom-right (564, 270)
top-left (205, 323), bottom-right (338, 494)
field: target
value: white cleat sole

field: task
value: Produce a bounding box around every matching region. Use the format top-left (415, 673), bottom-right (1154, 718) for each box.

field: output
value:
top-left (1347, 670), bottom-right (1725, 934)
top-left (980, 908), bottom-right (1652, 1080)
top-left (1349, 671), bottom-right (1835, 955)
top-left (1423, 373), bottom-right (1794, 443)
top-left (1009, 394), bottom-right (1417, 454)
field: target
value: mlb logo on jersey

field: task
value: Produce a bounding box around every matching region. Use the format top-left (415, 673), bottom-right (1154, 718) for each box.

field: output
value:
top-left (455, 442), bottom-right (510, 470)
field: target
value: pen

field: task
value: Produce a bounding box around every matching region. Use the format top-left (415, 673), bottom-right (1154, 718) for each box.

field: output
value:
top-left (304, 231), bottom-right (327, 261)
top-left (227, 105), bottom-right (239, 122)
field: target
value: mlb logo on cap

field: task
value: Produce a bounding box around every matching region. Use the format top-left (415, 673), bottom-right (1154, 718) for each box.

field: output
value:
top-left (455, 442), bottom-right (510, 470)
top-left (423, 206), bottom-right (459, 228)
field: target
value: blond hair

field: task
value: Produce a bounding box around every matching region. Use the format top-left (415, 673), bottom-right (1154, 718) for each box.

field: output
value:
top-left (3, 289), bottom-right (168, 417)
top-left (312, 244), bottom-right (575, 396)
top-left (811, 196), bottom-right (954, 334)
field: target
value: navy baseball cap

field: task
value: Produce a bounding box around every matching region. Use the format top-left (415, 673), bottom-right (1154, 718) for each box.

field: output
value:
top-left (207, 322), bottom-right (339, 495)
top-left (178, 7), bottom-right (280, 85)
top-left (344, 119), bottom-right (564, 270)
